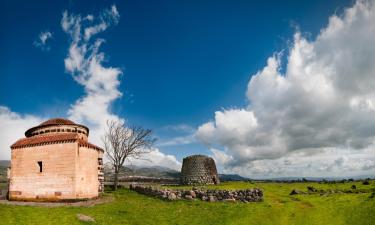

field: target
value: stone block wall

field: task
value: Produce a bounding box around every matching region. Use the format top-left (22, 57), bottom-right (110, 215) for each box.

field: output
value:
top-left (75, 146), bottom-right (103, 199)
top-left (9, 142), bottom-right (77, 201)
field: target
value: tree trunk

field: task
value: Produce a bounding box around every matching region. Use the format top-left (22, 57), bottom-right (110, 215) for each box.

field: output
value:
top-left (114, 167), bottom-right (119, 191)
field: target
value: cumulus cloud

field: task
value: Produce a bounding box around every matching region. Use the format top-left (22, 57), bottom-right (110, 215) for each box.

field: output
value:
top-left (34, 31), bottom-right (53, 51)
top-left (197, 0), bottom-right (375, 178)
top-left (0, 106), bottom-right (43, 160)
top-left (127, 147), bottom-right (182, 171)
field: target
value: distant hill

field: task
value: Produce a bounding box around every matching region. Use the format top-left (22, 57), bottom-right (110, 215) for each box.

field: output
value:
top-left (124, 165), bottom-right (181, 179)
top-left (219, 174), bottom-right (249, 181)
top-left (103, 164), bottom-right (249, 182)
top-left (0, 160), bottom-right (10, 168)
top-left (0, 160), bottom-right (9, 182)
top-left (266, 175), bottom-right (375, 181)
top-left (103, 164), bottom-right (181, 181)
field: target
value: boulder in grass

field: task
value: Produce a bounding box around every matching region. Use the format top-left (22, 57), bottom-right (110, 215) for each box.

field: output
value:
top-left (77, 214), bottom-right (95, 222)
top-left (224, 198), bottom-right (236, 202)
top-left (307, 186), bottom-right (317, 192)
top-left (290, 189), bottom-right (305, 195)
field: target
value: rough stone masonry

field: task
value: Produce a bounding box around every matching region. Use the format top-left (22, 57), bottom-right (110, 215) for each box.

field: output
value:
top-left (129, 184), bottom-right (263, 203)
top-left (180, 155), bottom-right (220, 185)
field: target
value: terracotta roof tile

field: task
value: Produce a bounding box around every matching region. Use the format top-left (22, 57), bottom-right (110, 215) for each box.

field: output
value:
top-left (78, 139), bottom-right (104, 152)
top-left (11, 133), bottom-right (78, 148)
top-left (11, 133), bottom-right (103, 152)
top-left (39, 118), bottom-right (76, 126)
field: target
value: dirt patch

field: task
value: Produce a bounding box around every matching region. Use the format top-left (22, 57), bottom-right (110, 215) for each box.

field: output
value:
top-left (0, 195), bottom-right (113, 207)
top-left (299, 201), bottom-right (314, 208)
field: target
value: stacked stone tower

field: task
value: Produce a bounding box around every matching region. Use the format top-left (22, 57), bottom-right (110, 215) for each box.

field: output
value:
top-left (180, 155), bottom-right (220, 185)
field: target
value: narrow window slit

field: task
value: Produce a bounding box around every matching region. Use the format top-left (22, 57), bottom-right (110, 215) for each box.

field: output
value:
top-left (37, 161), bottom-right (43, 172)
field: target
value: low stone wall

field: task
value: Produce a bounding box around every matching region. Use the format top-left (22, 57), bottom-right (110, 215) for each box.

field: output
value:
top-left (129, 184), bottom-right (263, 202)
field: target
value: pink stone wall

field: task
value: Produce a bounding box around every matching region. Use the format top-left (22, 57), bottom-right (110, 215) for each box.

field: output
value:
top-left (75, 146), bottom-right (103, 199)
top-left (9, 142), bottom-right (102, 201)
top-left (9, 142), bottom-right (77, 201)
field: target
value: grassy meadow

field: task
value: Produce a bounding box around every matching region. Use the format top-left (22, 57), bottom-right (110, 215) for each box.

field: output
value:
top-left (0, 181), bottom-right (375, 225)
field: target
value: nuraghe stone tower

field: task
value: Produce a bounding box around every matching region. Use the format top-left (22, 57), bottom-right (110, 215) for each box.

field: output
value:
top-left (180, 155), bottom-right (220, 185)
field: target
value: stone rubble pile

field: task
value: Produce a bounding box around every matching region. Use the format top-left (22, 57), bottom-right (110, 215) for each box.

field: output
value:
top-left (289, 185), bottom-right (374, 196)
top-left (129, 184), bottom-right (263, 203)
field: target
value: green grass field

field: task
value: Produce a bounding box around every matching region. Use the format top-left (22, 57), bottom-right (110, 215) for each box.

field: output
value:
top-left (1, 181), bottom-right (375, 225)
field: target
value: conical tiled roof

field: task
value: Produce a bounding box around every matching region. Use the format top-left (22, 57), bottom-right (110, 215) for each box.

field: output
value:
top-left (24, 118), bottom-right (89, 137)
top-left (39, 118), bottom-right (76, 126)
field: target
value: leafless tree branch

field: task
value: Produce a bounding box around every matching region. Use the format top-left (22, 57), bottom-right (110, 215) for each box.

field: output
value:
top-left (102, 120), bottom-right (156, 190)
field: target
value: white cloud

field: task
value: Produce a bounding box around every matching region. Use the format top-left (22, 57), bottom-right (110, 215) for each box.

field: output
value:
top-left (197, 0), bottom-right (375, 178)
top-left (163, 124), bottom-right (196, 133)
top-left (157, 134), bottom-right (196, 147)
top-left (0, 106), bottom-right (43, 160)
top-left (34, 31), bottom-right (53, 51)
top-left (61, 5), bottom-right (123, 145)
top-left (127, 148), bottom-right (182, 171)
top-left (157, 124), bottom-right (197, 147)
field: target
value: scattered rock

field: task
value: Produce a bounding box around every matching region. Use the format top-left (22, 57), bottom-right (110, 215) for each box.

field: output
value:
top-left (208, 195), bottom-right (216, 202)
top-left (168, 192), bottom-right (177, 201)
top-left (307, 186), bottom-right (317, 192)
top-left (184, 195), bottom-right (194, 200)
top-left (224, 198), bottom-right (236, 202)
top-left (189, 190), bottom-right (196, 198)
top-left (290, 189), bottom-right (305, 195)
top-left (363, 180), bottom-right (370, 185)
top-left (77, 214), bottom-right (95, 222)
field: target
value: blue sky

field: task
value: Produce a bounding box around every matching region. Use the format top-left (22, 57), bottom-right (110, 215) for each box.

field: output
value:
top-left (5, 0), bottom-right (375, 178)
top-left (1, 0), bottom-right (351, 120)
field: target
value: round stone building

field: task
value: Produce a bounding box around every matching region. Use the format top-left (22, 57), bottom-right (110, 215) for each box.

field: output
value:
top-left (180, 155), bottom-right (220, 185)
top-left (9, 118), bottom-right (104, 201)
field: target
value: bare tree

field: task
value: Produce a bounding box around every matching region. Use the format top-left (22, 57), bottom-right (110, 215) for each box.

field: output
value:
top-left (102, 120), bottom-right (156, 190)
